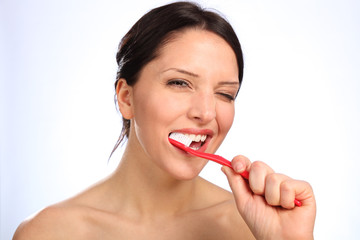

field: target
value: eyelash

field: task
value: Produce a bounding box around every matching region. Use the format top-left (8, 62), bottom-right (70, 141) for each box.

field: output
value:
top-left (217, 92), bottom-right (235, 101)
top-left (167, 79), bottom-right (235, 101)
top-left (167, 79), bottom-right (190, 88)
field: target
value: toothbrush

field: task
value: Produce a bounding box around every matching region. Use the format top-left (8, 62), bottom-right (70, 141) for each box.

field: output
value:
top-left (168, 132), bottom-right (302, 207)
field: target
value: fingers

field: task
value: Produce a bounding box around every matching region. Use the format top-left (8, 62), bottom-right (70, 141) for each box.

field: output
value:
top-left (280, 180), bottom-right (298, 209)
top-left (248, 161), bottom-right (274, 195)
top-left (265, 173), bottom-right (290, 206)
top-left (224, 156), bottom-right (311, 209)
top-left (223, 156), bottom-right (316, 240)
top-left (280, 179), bottom-right (315, 209)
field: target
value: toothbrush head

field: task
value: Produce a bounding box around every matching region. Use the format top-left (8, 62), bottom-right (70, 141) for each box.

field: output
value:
top-left (169, 132), bottom-right (192, 147)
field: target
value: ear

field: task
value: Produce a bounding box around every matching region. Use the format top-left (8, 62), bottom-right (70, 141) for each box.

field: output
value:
top-left (116, 78), bottom-right (134, 120)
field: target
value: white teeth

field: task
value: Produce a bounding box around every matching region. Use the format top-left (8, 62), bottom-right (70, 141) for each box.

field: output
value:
top-left (183, 133), bottom-right (207, 142)
top-left (195, 135), bottom-right (201, 142)
top-left (170, 132), bottom-right (208, 150)
top-left (189, 134), bottom-right (195, 140)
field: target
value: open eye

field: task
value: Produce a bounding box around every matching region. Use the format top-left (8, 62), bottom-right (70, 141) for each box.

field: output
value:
top-left (167, 79), bottom-right (190, 88)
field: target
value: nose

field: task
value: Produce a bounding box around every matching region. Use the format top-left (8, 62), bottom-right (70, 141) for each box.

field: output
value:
top-left (187, 91), bottom-right (216, 124)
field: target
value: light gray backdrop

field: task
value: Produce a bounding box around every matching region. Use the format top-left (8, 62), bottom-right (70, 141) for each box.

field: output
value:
top-left (1, 0), bottom-right (360, 239)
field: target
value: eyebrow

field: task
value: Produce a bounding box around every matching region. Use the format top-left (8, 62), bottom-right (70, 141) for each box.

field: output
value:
top-left (163, 68), bottom-right (239, 86)
top-left (162, 68), bottom-right (199, 78)
top-left (218, 81), bottom-right (240, 87)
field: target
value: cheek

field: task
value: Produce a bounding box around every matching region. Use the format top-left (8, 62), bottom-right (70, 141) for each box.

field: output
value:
top-left (132, 90), bottom-right (185, 142)
top-left (133, 94), bottom-right (161, 132)
top-left (216, 104), bottom-right (235, 135)
top-left (133, 93), bottom-right (183, 124)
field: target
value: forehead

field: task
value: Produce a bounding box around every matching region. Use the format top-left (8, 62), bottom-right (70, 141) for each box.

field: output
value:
top-left (158, 29), bottom-right (233, 57)
top-left (148, 29), bottom-right (239, 78)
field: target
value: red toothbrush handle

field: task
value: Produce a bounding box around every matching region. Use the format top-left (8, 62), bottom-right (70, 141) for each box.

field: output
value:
top-left (169, 138), bottom-right (302, 207)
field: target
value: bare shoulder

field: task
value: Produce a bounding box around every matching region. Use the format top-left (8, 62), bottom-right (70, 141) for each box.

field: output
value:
top-left (13, 203), bottom-right (87, 240)
top-left (13, 182), bottom-right (108, 240)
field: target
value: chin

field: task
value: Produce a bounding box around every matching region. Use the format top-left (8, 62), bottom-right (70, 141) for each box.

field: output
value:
top-left (166, 163), bottom-right (205, 181)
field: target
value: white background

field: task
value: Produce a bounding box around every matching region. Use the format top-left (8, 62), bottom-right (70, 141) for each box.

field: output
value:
top-left (1, 0), bottom-right (360, 239)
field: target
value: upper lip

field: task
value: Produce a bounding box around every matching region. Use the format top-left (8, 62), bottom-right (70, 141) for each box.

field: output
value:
top-left (170, 128), bottom-right (214, 137)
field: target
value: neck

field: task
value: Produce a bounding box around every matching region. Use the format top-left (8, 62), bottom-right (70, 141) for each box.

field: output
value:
top-left (109, 142), bottom-right (199, 218)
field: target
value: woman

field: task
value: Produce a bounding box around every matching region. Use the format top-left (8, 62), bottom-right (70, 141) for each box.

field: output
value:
top-left (13, 2), bottom-right (316, 239)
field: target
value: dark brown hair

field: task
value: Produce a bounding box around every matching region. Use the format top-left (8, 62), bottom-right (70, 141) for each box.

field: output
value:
top-left (112, 1), bottom-right (244, 154)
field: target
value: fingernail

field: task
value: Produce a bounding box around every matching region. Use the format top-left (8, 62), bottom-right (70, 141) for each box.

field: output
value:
top-left (234, 162), bottom-right (244, 172)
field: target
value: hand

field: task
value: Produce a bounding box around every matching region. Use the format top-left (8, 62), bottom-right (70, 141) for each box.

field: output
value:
top-left (222, 155), bottom-right (316, 240)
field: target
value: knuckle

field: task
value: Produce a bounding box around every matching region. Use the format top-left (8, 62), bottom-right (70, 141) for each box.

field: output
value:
top-left (251, 161), bottom-right (265, 171)
top-left (302, 180), bottom-right (313, 190)
top-left (265, 173), bottom-right (279, 185)
top-left (266, 173), bottom-right (288, 185)
top-left (280, 180), bottom-right (293, 193)
top-left (252, 160), bottom-right (264, 167)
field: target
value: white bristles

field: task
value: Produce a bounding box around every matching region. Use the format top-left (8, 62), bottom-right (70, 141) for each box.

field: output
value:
top-left (169, 132), bottom-right (192, 147)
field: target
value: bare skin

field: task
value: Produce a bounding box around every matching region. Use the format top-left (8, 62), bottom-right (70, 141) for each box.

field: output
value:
top-left (13, 160), bottom-right (254, 239)
top-left (13, 29), bottom-right (315, 240)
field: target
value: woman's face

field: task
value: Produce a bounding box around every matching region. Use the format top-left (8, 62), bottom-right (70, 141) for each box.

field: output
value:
top-left (125, 29), bottom-right (239, 180)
